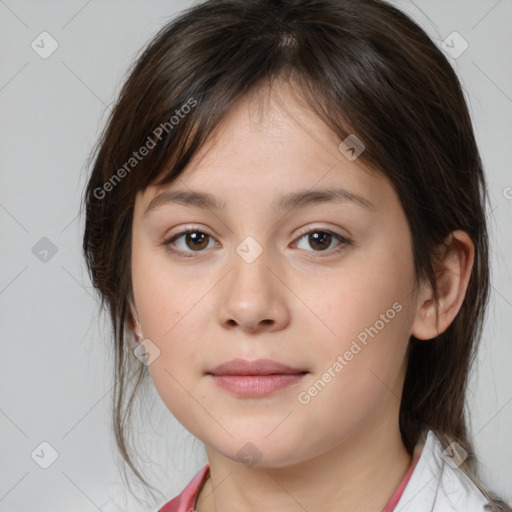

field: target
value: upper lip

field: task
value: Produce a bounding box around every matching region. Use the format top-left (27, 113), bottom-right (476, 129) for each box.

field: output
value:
top-left (207, 358), bottom-right (308, 376)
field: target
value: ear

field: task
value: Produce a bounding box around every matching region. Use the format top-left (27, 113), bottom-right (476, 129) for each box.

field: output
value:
top-left (411, 230), bottom-right (474, 340)
top-left (127, 297), bottom-right (144, 343)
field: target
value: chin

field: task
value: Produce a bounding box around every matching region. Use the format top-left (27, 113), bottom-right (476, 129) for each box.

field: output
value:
top-left (209, 430), bottom-right (310, 469)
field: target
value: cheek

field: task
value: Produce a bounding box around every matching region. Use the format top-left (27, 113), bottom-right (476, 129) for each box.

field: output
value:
top-left (143, 309), bottom-right (209, 434)
top-left (131, 248), bottom-right (209, 414)
top-left (132, 246), bottom-right (206, 339)
top-left (305, 250), bottom-right (414, 344)
top-left (300, 242), bottom-right (415, 398)
top-left (296, 296), bottom-right (411, 442)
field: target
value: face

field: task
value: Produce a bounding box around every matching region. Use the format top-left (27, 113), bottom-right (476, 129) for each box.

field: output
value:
top-left (130, 83), bottom-right (421, 468)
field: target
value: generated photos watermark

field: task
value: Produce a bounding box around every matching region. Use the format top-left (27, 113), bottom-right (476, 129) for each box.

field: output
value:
top-left (297, 301), bottom-right (403, 405)
top-left (93, 97), bottom-right (197, 200)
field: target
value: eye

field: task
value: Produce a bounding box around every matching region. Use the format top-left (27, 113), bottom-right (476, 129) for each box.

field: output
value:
top-left (163, 225), bottom-right (351, 258)
top-left (163, 228), bottom-right (218, 256)
top-left (293, 227), bottom-right (350, 254)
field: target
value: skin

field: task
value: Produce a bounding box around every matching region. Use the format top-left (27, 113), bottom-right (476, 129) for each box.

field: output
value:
top-left (129, 82), bottom-right (474, 512)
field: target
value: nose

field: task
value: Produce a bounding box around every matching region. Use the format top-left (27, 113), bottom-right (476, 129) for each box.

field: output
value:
top-left (217, 243), bottom-right (291, 334)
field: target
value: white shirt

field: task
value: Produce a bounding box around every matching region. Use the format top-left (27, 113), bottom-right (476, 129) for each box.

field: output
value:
top-left (396, 429), bottom-right (492, 511)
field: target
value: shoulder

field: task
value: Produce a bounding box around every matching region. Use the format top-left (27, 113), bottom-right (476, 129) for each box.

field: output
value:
top-left (158, 465), bottom-right (210, 512)
top-left (395, 430), bottom-right (493, 512)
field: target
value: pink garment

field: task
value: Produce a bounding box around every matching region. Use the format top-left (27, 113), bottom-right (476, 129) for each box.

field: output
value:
top-left (158, 441), bottom-right (423, 512)
top-left (158, 465), bottom-right (210, 512)
top-left (381, 439), bottom-right (423, 512)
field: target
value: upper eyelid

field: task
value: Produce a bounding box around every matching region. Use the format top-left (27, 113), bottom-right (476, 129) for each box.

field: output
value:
top-left (166, 223), bottom-right (346, 238)
top-left (165, 224), bottom-right (216, 241)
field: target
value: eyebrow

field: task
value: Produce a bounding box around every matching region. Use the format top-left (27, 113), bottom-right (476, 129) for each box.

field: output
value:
top-left (144, 187), bottom-right (375, 216)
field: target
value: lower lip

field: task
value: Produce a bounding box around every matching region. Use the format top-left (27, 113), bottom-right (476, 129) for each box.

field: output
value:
top-left (209, 373), bottom-right (307, 397)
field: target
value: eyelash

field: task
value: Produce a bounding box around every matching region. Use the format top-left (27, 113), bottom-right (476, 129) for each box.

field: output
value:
top-left (162, 225), bottom-right (351, 259)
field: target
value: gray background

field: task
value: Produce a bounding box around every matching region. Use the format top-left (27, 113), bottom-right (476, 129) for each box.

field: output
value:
top-left (0, 0), bottom-right (511, 510)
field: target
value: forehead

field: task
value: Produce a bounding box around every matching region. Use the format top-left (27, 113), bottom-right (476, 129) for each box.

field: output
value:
top-left (136, 82), bottom-right (394, 215)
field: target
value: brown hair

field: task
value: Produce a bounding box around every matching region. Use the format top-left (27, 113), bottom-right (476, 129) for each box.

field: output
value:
top-left (81, 0), bottom-right (509, 508)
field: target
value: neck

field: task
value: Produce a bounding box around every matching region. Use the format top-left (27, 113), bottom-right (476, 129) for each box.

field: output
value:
top-left (195, 411), bottom-right (412, 512)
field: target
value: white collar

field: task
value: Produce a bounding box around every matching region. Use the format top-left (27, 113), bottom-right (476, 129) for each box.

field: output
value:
top-left (395, 429), bottom-right (490, 511)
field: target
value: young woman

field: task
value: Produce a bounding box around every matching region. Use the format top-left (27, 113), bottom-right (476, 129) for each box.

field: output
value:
top-left (81, 0), bottom-right (511, 510)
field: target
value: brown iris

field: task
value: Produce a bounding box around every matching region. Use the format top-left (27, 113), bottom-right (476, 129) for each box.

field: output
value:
top-left (185, 232), bottom-right (210, 251)
top-left (308, 232), bottom-right (332, 251)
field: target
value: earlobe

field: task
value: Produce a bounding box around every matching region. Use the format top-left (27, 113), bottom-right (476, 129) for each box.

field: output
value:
top-left (127, 298), bottom-right (144, 343)
top-left (410, 230), bottom-right (474, 341)
top-left (133, 318), bottom-right (144, 343)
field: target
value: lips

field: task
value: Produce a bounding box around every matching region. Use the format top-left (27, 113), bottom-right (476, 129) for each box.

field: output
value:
top-left (206, 358), bottom-right (309, 398)
top-left (206, 358), bottom-right (308, 376)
